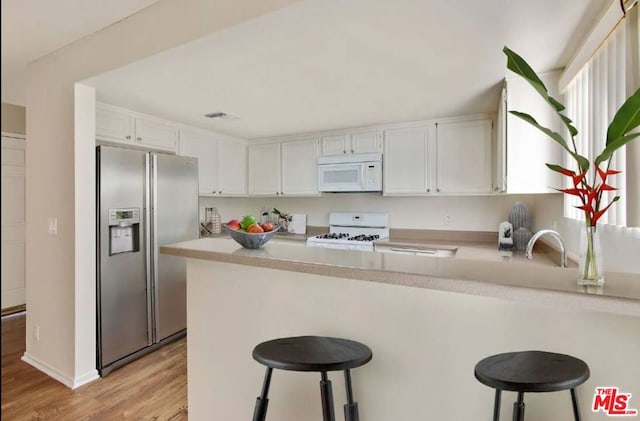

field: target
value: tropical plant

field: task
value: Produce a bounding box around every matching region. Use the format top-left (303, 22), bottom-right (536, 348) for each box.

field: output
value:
top-left (503, 46), bottom-right (640, 283)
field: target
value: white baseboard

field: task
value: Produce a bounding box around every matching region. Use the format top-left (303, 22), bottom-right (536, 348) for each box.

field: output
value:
top-left (21, 353), bottom-right (100, 389)
top-left (72, 369), bottom-right (100, 388)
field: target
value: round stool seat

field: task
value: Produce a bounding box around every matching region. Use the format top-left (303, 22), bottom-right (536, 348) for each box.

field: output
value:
top-left (475, 350), bottom-right (590, 393)
top-left (253, 335), bottom-right (372, 372)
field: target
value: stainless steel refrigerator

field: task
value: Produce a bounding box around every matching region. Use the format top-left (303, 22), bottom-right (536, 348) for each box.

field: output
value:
top-left (96, 145), bottom-right (198, 376)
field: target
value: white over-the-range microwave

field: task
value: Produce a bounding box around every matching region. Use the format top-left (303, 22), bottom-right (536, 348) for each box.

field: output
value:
top-left (317, 153), bottom-right (382, 192)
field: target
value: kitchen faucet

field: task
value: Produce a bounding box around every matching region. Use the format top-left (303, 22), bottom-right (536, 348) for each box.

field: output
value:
top-left (525, 229), bottom-right (567, 267)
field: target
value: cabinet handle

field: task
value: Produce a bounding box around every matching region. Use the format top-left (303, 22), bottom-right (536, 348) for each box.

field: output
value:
top-left (212, 190), bottom-right (216, 194)
top-left (351, 149), bottom-right (354, 153)
top-left (494, 186), bottom-right (500, 191)
top-left (136, 137), bottom-right (142, 141)
top-left (427, 189), bottom-right (431, 193)
top-left (126, 135), bottom-right (131, 140)
top-left (343, 150), bottom-right (346, 154)
top-left (437, 188), bottom-right (441, 193)
top-left (218, 191), bottom-right (222, 194)
top-left (276, 192), bottom-right (279, 195)
top-left (281, 192), bottom-right (284, 195)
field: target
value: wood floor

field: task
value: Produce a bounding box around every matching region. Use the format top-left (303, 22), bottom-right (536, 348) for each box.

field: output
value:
top-left (1, 312), bottom-right (188, 420)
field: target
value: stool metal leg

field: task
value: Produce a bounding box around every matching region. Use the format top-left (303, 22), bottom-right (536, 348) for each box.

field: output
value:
top-left (570, 388), bottom-right (582, 421)
top-left (252, 367), bottom-right (272, 421)
top-left (320, 371), bottom-right (336, 421)
top-left (343, 369), bottom-right (359, 421)
top-left (492, 389), bottom-right (502, 421)
top-left (512, 392), bottom-right (525, 421)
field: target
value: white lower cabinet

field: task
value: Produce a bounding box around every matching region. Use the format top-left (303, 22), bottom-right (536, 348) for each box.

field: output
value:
top-left (435, 119), bottom-right (493, 194)
top-left (248, 138), bottom-right (319, 196)
top-left (383, 126), bottom-right (430, 195)
top-left (179, 129), bottom-right (246, 196)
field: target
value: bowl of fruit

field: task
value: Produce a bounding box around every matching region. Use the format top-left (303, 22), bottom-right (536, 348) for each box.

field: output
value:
top-left (223, 215), bottom-right (280, 249)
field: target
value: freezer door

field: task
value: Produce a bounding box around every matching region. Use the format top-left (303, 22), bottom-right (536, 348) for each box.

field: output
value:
top-left (152, 153), bottom-right (199, 341)
top-left (97, 146), bottom-right (151, 369)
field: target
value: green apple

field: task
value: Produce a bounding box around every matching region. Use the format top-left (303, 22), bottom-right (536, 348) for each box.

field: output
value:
top-left (240, 215), bottom-right (257, 230)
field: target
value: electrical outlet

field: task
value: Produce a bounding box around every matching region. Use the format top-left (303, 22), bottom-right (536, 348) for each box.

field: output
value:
top-left (33, 325), bottom-right (40, 341)
top-left (47, 217), bottom-right (58, 236)
top-left (444, 215), bottom-right (452, 226)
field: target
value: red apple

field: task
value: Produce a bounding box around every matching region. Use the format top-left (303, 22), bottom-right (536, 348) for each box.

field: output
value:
top-left (227, 219), bottom-right (241, 230)
top-left (260, 222), bottom-right (275, 232)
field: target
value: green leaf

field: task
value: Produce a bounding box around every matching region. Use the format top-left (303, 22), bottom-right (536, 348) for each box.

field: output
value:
top-left (510, 111), bottom-right (590, 171)
top-left (607, 88), bottom-right (640, 144)
top-left (545, 163), bottom-right (573, 175)
top-left (503, 46), bottom-right (578, 137)
top-left (596, 132), bottom-right (640, 164)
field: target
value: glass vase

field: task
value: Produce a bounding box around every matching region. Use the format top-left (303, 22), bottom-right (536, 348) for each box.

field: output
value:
top-left (577, 225), bottom-right (604, 287)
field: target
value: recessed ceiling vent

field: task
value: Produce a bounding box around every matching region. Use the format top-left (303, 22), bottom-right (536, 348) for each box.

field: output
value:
top-left (204, 112), bottom-right (239, 121)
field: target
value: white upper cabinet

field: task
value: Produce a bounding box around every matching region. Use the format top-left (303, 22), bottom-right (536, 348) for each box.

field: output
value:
top-left (435, 118), bottom-right (493, 194)
top-left (383, 126), bottom-right (430, 195)
top-left (178, 129), bottom-right (217, 195)
top-left (178, 128), bottom-right (246, 196)
top-left (281, 138), bottom-right (319, 196)
top-left (248, 143), bottom-right (281, 196)
top-left (217, 138), bottom-right (247, 196)
top-left (503, 71), bottom-right (562, 193)
top-left (248, 138), bottom-right (320, 197)
top-left (96, 103), bottom-right (178, 152)
top-left (320, 130), bottom-right (382, 156)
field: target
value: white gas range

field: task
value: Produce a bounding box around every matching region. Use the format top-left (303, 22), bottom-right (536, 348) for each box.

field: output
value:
top-left (306, 212), bottom-right (389, 251)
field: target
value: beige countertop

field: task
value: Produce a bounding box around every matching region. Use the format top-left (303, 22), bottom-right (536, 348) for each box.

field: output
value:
top-left (162, 237), bottom-right (640, 316)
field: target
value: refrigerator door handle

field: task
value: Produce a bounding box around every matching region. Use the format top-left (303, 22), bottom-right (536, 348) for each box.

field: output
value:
top-left (152, 153), bottom-right (160, 344)
top-left (145, 153), bottom-right (153, 346)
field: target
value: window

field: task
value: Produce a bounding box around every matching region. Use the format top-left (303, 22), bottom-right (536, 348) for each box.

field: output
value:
top-left (562, 6), bottom-right (639, 227)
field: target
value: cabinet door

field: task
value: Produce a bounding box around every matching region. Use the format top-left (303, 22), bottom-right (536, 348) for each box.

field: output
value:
top-left (248, 143), bottom-right (280, 196)
top-left (506, 72), bottom-right (561, 193)
top-left (320, 134), bottom-right (349, 156)
top-left (179, 129), bottom-right (217, 196)
top-left (495, 86), bottom-right (507, 193)
top-left (351, 130), bottom-right (382, 154)
top-left (281, 138), bottom-right (319, 196)
top-left (134, 118), bottom-right (179, 152)
top-left (435, 119), bottom-right (493, 194)
top-left (383, 127), bottom-right (429, 195)
top-left (217, 139), bottom-right (247, 196)
top-left (96, 105), bottom-right (134, 142)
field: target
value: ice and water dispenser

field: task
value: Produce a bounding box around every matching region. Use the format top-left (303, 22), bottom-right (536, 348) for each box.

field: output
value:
top-left (108, 208), bottom-right (141, 255)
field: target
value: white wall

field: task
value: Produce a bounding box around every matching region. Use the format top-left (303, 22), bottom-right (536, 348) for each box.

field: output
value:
top-left (24, 0), bottom-right (301, 387)
top-left (534, 195), bottom-right (640, 274)
top-left (202, 194), bottom-right (542, 232)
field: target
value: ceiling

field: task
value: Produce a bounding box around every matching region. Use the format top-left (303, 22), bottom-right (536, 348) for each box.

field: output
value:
top-left (86, 0), bottom-right (607, 140)
top-left (1, 0), bottom-right (161, 106)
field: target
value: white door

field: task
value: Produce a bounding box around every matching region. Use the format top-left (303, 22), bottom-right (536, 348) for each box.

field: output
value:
top-left (383, 126), bottom-right (429, 195)
top-left (96, 104), bottom-right (134, 143)
top-left (1, 135), bottom-right (25, 310)
top-left (435, 119), bottom-right (493, 194)
top-left (281, 138), bottom-right (319, 196)
top-left (248, 143), bottom-right (281, 196)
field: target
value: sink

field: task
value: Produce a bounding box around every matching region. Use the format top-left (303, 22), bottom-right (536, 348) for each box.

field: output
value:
top-left (375, 245), bottom-right (457, 258)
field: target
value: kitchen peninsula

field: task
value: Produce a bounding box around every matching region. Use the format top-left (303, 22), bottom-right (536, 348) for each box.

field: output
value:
top-left (161, 237), bottom-right (640, 421)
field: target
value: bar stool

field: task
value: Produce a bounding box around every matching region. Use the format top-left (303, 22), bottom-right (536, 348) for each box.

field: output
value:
top-left (252, 336), bottom-right (372, 421)
top-left (474, 350), bottom-right (590, 421)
